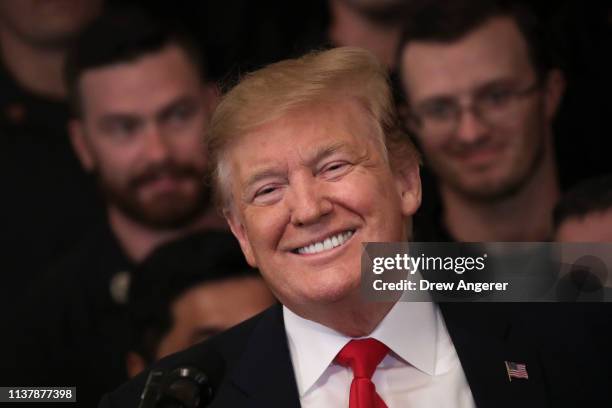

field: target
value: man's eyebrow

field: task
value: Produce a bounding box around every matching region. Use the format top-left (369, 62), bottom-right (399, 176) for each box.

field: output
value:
top-left (97, 113), bottom-right (141, 128)
top-left (243, 142), bottom-right (350, 189)
top-left (304, 142), bottom-right (349, 168)
top-left (244, 167), bottom-right (287, 191)
top-left (474, 78), bottom-right (521, 93)
top-left (418, 77), bottom-right (520, 105)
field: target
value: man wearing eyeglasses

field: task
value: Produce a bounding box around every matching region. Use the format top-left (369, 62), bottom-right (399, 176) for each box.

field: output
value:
top-left (398, 0), bottom-right (565, 242)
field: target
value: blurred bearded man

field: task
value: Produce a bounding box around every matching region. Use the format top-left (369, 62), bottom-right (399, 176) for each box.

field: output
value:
top-left (6, 10), bottom-right (227, 407)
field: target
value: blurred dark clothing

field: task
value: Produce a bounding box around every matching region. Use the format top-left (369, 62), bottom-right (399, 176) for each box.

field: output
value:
top-left (0, 59), bottom-right (104, 316)
top-left (4, 221), bottom-right (245, 407)
top-left (100, 302), bottom-right (611, 407)
top-left (4, 220), bottom-right (133, 408)
top-left (413, 169), bottom-right (456, 242)
top-left (550, 1), bottom-right (611, 188)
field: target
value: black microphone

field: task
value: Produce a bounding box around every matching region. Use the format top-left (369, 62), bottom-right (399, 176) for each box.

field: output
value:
top-left (138, 362), bottom-right (223, 408)
top-left (556, 255), bottom-right (607, 302)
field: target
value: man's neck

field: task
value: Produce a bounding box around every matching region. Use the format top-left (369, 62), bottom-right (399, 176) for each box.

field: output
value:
top-left (0, 28), bottom-right (67, 99)
top-left (441, 141), bottom-right (560, 242)
top-left (293, 296), bottom-right (396, 338)
top-left (108, 207), bottom-right (227, 263)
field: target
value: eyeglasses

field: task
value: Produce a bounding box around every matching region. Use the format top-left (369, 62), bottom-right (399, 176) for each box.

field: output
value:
top-left (408, 81), bottom-right (540, 137)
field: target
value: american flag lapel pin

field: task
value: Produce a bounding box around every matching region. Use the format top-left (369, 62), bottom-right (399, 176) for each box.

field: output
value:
top-left (505, 361), bottom-right (529, 381)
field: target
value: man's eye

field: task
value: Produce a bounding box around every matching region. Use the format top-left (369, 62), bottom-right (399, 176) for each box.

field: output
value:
top-left (324, 162), bottom-right (347, 172)
top-left (422, 102), bottom-right (455, 121)
top-left (320, 161), bottom-right (351, 178)
top-left (480, 88), bottom-right (513, 107)
top-left (106, 120), bottom-right (139, 139)
top-left (167, 105), bottom-right (196, 124)
top-left (256, 186), bottom-right (278, 196)
top-left (251, 184), bottom-right (285, 205)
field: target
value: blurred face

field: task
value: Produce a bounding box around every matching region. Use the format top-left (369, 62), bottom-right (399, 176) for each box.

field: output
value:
top-left (156, 277), bottom-right (275, 359)
top-left (556, 211), bottom-right (612, 242)
top-left (72, 45), bottom-right (212, 229)
top-left (328, 0), bottom-right (401, 69)
top-left (400, 17), bottom-right (561, 200)
top-left (0, 0), bottom-right (103, 47)
top-left (224, 99), bottom-right (420, 314)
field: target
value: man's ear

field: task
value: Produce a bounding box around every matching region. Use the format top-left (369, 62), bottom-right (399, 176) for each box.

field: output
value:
top-left (224, 207), bottom-right (258, 268)
top-left (201, 83), bottom-right (220, 118)
top-left (395, 161), bottom-right (422, 217)
top-left (397, 102), bottom-right (420, 135)
top-left (68, 119), bottom-right (96, 172)
top-left (543, 68), bottom-right (565, 121)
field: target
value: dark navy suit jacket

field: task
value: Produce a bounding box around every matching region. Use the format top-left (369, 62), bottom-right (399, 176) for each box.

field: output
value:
top-left (99, 303), bottom-right (610, 407)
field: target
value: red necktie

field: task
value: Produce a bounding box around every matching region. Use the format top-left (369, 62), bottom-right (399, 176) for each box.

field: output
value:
top-left (335, 338), bottom-right (390, 408)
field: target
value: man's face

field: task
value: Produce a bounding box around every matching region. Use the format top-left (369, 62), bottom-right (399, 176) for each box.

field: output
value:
top-left (224, 99), bottom-right (420, 314)
top-left (72, 45), bottom-right (212, 229)
top-left (156, 277), bottom-right (275, 359)
top-left (0, 0), bottom-right (103, 47)
top-left (400, 17), bottom-right (560, 200)
top-left (556, 211), bottom-right (612, 242)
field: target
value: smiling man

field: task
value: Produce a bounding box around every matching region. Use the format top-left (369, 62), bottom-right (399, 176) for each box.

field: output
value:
top-left (100, 46), bottom-right (608, 408)
top-left (221, 98), bottom-right (420, 337)
top-left (398, 0), bottom-right (565, 242)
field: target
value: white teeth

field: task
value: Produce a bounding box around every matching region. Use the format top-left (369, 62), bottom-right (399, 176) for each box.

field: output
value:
top-left (323, 238), bottom-right (332, 250)
top-left (297, 230), bottom-right (354, 255)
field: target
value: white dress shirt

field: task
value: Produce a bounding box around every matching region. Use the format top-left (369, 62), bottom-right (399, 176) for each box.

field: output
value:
top-left (283, 301), bottom-right (476, 407)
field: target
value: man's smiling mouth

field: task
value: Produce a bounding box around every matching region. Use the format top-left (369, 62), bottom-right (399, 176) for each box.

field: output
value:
top-left (293, 230), bottom-right (355, 255)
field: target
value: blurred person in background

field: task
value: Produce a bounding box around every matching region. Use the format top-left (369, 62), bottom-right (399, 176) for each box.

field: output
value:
top-left (553, 175), bottom-right (612, 367)
top-left (554, 174), bottom-right (612, 242)
top-left (328, 0), bottom-right (408, 70)
top-left (5, 8), bottom-right (225, 407)
top-left (0, 0), bottom-right (105, 316)
top-left (398, 0), bottom-right (565, 242)
top-left (126, 231), bottom-right (275, 378)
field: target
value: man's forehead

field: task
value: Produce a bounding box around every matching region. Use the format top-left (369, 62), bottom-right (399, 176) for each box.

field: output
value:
top-left (227, 106), bottom-right (378, 176)
top-left (79, 45), bottom-right (202, 113)
top-left (401, 16), bottom-right (533, 101)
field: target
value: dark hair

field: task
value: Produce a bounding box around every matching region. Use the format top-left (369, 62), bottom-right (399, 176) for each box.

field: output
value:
top-left (127, 230), bottom-right (254, 363)
top-left (553, 175), bottom-right (612, 229)
top-left (64, 7), bottom-right (206, 117)
top-left (397, 0), bottom-right (555, 82)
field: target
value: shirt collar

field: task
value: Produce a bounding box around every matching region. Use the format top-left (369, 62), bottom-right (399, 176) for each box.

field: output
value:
top-left (283, 301), bottom-right (438, 397)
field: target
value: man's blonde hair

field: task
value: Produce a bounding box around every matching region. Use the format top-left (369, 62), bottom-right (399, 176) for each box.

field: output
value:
top-left (207, 46), bottom-right (419, 209)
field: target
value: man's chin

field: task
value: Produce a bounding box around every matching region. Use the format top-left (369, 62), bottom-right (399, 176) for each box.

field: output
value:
top-left (135, 214), bottom-right (194, 230)
top-left (304, 279), bottom-right (362, 306)
top-left (112, 197), bottom-right (208, 230)
top-left (103, 181), bottom-right (211, 229)
top-left (448, 174), bottom-right (527, 202)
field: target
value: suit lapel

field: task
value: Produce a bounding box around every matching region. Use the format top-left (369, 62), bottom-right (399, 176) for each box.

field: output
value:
top-left (220, 303), bottom-right (554, 407)
top-left (440, 303), bottom-right (550, 408)
top-left (229, 304), bottom-right (301, 408)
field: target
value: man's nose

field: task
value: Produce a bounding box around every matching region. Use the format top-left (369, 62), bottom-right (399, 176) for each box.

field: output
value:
top-left (454, 108), bottom-right (488, 144)
top-left (142, 125), bottom-right (170, 163)
top-left (287, 176), bottom-right (333, 226)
